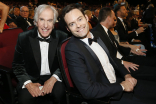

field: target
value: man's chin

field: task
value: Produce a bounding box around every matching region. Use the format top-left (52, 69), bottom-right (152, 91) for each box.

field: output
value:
top-left (39, 31), bottom-right (51, 38)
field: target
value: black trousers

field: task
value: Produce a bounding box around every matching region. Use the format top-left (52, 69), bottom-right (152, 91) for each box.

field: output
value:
top-left (121, 56), bottom-right (156, 81)
top-left (111, 79), bottom-right (156, 104)
top-left (17, 75), bottom-right (66, 104)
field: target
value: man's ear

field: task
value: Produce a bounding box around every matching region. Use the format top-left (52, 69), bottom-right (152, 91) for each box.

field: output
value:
top-left (106, 16), bottom-right (110, 22)
top-left (85, 14), bottom-right (89, 22)
top-left (66, 26), bottom-right (70, 32)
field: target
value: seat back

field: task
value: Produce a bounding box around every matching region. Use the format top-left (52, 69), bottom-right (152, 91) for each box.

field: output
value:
top-left (0, 28), bottom-right (23, 68)
top-left (27, 26), bottom-right (35, 30)
top-left (0, 28), bottom-right (23, 104)
top-left (58, 38), bottom-right (74, 89)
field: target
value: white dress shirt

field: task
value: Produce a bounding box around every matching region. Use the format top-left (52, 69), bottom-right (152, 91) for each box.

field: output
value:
top-left (80, 33), bottom-right (116, 83)
top-left (22, 31), bottom-right (61, 88)
top-left (25, 18), bottom-right (32, 26)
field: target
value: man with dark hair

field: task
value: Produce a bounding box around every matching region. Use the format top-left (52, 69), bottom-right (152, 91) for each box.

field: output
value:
top-left (9, 6), bottom-right (20, 20)
top-left (92, 7), bottom-right (156, 81)
top-left (62, 4), bottom-right (156, 104)
top-left (114, 5), bottom-right (144, 43)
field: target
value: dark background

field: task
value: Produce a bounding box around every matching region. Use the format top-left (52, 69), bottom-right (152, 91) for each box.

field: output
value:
top-left (2, 0), bottom-right (156, 7)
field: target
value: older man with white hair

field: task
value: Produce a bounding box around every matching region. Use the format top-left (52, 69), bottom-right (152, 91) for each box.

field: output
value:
top-left (16, 6), bottom-right (34, 31)
top-left (13, 4), bottom-right (67, 104)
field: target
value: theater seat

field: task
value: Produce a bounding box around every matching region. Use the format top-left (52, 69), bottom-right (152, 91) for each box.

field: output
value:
top-left (57, 38), bottom-right (110, 104)
top-left (0, 28), bottom-right (23, 104)
top-left (27, 25), bottom-right (35, 30)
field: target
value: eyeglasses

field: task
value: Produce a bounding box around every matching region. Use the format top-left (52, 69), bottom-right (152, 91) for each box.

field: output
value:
top-left (21, 10), bottom-right (29, 13)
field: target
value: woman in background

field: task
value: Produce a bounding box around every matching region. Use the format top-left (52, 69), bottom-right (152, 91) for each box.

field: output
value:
top-left (0, 2), bottom-right (9, 33)
top-left (84, 10), bottom-right (93, 30)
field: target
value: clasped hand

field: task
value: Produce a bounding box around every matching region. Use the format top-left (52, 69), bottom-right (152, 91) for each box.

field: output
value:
top-left (26, 76), bottom-right (57, 97)
top-left (121, 74), bottom-right (137, 92)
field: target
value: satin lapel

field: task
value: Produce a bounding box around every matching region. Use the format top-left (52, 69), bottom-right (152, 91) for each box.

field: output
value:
top-left (48, 38), bottom-right (58, 69)
top-left (118, 18), bottom-right (127, 33)
top-left (97, 37), bottom-right (118, 68)
top-left (29, 36), bottom-right (41, 71)
top-left (95, 24), bottom-right (116, 48)
top-left (83, 42), bottom-right (106, 76)
top-left (97, 37), bottom-right (110, 56)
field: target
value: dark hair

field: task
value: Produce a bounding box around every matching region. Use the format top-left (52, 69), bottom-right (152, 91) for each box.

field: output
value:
top-left (114, 5), bottom-right (124, 15)
top-left (98, 7), bottom-right (112, 22)
top-left (61, 3), bottom-right (84, 26)
top-left (13, 6), bottom-right (20, 10)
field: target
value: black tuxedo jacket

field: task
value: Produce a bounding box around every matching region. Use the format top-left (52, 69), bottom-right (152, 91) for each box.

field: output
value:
top-left (9, 14), bottom-right (18, 20)
top-left (143, 6), bottom-right (155, 24)
top-left (91, 24), bottom-right (131, 56)
top-left (13, 27), bottom-right (68, 89)
top-left (91, 24), bottom-right (130, 75)
top-left (16, 16), bottom-right (34, 31)
top-left (130, 18), bottom-right (139, 30)
top-left (65, 33), bottom-right (129, 100)
top-left (115, 18), bottom-right (137, 42)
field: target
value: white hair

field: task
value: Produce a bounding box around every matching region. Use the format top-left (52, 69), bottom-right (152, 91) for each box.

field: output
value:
top-left (34, 4), bottom-right (58, 25)
top-left (20, 6), bottom-right (29, 11)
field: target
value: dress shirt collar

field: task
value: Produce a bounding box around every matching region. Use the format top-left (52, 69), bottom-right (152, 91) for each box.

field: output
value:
top-left (118, 17), bottom-right (123, 22)
top-left (80, 32), bottom-right (94, 46)
top-left (14, 15), bottom-right (17, 18)
top-left (94, 15), bottom-right (98, 19)
top-left (24, 18), bottom-right (28, 20)
top-left (101, 24), bottom-right (108, 34)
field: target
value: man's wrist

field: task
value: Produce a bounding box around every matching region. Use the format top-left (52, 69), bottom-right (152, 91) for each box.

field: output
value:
top-left (124, 74), bottom-right (131, 79)
top-left (120, 84), bottom-right (125, 90)
top-left (22, 80), bottom-right (32, 89)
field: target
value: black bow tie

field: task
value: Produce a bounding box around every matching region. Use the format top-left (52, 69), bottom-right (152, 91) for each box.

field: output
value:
top-left (88, 37), bottom-right (97, 45)
top-left (37, 37), bottom-right (51, 43)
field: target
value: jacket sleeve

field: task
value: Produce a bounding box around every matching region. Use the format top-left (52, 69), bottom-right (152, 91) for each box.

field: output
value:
top-left (12, 34), bottom-right (31, 88)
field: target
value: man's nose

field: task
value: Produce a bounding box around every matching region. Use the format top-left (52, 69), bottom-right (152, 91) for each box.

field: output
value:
top-left (44, 21), bottom-right (48, 28)
top-left (76, 22), bottom-right (81, 28)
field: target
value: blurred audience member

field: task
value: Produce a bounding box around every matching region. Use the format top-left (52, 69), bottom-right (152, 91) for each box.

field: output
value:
top-left (143, 4), bottom-right (155, 24)
top-left (29, 9), bottom-right (34, 20)
top-left (9, 6), bottom-right (20, 20)
top-left (84, 10), bottom-right (93, 30)
top-left (16, 6), bottom-right (34, 31)
top-left (90, 9), bottom-right (99, 27)
top-left (0, 2), bottom-right (9, 33)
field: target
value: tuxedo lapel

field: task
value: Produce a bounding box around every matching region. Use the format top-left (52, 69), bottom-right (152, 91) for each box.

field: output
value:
top-left (73, 37), bottom-right (106, 76)
top-left (48, 37), bottom-right (58, 70)
top-left (97, 37), bottom-right (118, 68)
top-left (83, 43), bottom-right (104, 73)
top-left (97, 37), bottom-right (110, 55)
top-left (117, 18), bottom-right (127, 33)
top-left (95, 24), bottom-right (117, 49)
top-left (29, 36), bottom-right (41, 71)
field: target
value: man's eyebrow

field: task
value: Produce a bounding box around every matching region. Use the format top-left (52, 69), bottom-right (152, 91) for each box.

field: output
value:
top-left (68, 16), bottom-right (83, 26)
top-left (39, 17), bottom-right (44, 19)
top-left (77, 16), bottom-right (83, 19)
top-left (68, 21), bottom-right (74, 26)
top-left (39, 18), bottom-right (53, 20)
